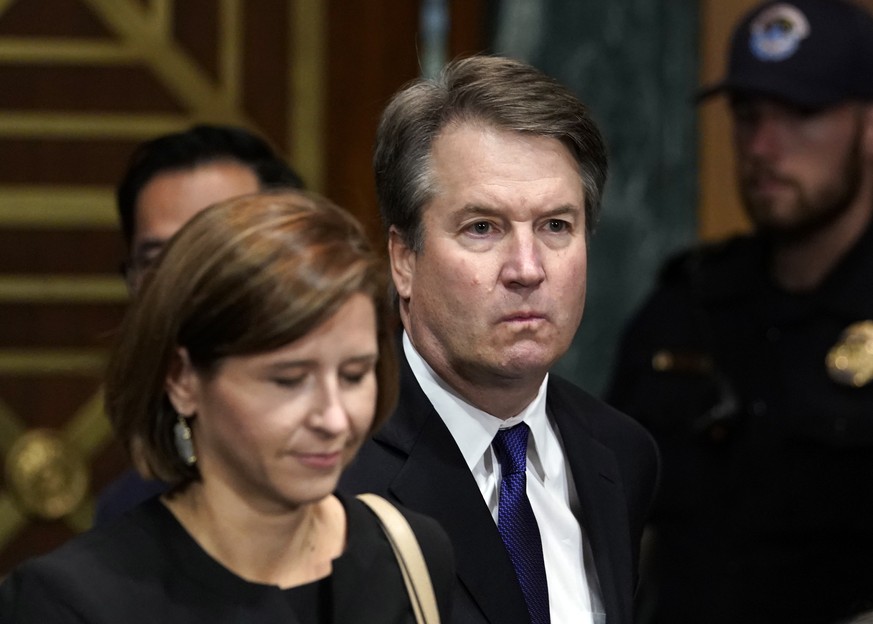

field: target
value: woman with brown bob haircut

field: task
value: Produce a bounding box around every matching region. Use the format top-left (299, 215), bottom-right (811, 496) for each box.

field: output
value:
top-left (0, 192), bottom-right (454, 623)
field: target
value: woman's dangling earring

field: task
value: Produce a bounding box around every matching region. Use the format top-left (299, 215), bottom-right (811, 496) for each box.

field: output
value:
top-left (174, 415), bottom-right (196, 466)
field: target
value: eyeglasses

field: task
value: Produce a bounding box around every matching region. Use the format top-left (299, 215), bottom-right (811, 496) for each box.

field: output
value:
top-left (121, 243), bottom-right (165, 294)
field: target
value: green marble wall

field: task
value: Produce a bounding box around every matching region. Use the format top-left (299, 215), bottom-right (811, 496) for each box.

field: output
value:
top-left (490, 0), bottom-right (700, 396)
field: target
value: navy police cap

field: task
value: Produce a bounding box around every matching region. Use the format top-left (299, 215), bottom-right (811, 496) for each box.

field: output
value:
top-left (699, 0), bottom-right (873, 108)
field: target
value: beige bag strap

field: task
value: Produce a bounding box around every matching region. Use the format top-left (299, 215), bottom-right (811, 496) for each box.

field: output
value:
top-left (357, 493), bottom-right (441, 624)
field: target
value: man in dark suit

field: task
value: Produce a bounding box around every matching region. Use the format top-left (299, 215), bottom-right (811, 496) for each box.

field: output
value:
top-left (340, 55), bottom-right (659, 624)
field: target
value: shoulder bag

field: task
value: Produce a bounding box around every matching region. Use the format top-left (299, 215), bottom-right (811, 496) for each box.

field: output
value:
top-left (356, 493), bottom-right (441, 624)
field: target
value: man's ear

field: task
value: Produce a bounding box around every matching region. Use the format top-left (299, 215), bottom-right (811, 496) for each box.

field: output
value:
top-left (388, 226), bottom-right (415, 301)
top-left (165, 347), bottom-right (199, 417)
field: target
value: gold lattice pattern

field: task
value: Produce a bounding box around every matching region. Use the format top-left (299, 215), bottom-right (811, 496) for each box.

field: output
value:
top-left (0, 0), bottom-right (324, 553)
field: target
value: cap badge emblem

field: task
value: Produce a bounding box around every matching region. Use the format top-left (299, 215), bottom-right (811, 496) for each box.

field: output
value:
top-left (749, 3), bottom-right (810, 62)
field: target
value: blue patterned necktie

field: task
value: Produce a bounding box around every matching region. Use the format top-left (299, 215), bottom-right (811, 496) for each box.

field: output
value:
top-left (492, 423), bottom-right (550, 624)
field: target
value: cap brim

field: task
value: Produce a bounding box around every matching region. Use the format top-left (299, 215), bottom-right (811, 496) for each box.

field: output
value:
top-left (695, 81), bottom-right (727, 102)
top-left (693, 75), bottom-right (843, 109)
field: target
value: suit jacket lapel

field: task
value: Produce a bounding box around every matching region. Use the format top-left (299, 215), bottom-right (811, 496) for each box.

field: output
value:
top-left (548, 380), bottom-right (632, 624)
top-left (374, 356), bottom-right (531, 624)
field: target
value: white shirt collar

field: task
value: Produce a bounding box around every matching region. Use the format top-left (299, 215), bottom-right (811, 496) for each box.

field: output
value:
top-left (402, 333), bottom-right (602, 621)
top-left (402, 331), bottom-right (552, 481)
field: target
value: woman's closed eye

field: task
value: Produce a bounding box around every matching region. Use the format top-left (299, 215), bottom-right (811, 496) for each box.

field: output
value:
top-left (272, 374), bottom-right (307, 388)
top-left (340, 359), bottom-right (377, 386)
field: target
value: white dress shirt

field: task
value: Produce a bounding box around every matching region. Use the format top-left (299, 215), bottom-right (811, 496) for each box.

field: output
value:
top-left (403, 332), bottom-right (605, 624)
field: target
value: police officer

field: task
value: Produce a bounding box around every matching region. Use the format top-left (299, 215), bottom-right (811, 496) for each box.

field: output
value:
top-left (607, 1), bottom-right (873, 622)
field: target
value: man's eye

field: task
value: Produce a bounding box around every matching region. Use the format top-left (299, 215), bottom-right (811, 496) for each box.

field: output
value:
top-left (131, 251), bottom-right (163, 274)
top-left (470, 221), bottom-right (491, 234)
top-left (731, 106), bottom-right (752, 123)
top-left (547, 219), bottom-right (569, 233)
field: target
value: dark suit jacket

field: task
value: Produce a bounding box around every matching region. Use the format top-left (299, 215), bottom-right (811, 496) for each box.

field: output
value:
top-left (340, 349), bottom-right (660, 624)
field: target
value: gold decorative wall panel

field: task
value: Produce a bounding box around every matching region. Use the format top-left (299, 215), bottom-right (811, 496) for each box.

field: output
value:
top-left (0, 0), bottom-right (322, 575)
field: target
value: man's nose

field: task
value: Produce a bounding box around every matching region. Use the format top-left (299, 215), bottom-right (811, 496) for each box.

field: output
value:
top-left (743, 115), bottom-right (787, 160)
top-left (501, 231), bottom-right (546, 288)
